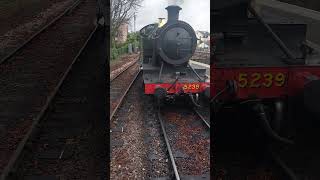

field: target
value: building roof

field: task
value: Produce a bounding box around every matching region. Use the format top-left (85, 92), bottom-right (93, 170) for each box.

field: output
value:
top-left (196, 31), bottom-right (210, 38)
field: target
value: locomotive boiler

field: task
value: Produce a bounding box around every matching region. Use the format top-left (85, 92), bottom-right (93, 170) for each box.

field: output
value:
top-left (140, 5), bottom-right (210, 102)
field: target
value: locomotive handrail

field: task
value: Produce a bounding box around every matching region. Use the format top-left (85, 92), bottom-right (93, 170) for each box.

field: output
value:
top-left (188, 63), bottom-right (205, 82)
top-left (255, 0), bottom-right (320, 52)
top-left (256, 0), bottom-right (320, 21)
top-left (248, 5), bottom-right (297, 64)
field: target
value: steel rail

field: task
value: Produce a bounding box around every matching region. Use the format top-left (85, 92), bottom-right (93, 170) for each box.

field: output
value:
top-left (0, 0), bottom-right (82, 64)
top-left (110, 57), bottom-right (139, 82)
top-left (0, 25), bottom-right (98, 180)
top-left (110, 69), bottom-right (141, 120)
top-left (157, 106), bottom-right (210, 179)
top-left (269, 148), bottom-right (299, 180)
top-left (157, 108), bottom-right (181, 180)
top-left (194, 108), bottom-right (210, 129)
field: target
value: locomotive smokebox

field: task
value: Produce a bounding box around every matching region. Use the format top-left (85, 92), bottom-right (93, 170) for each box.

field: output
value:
top-left (166, 5), bottom-right (182, 23)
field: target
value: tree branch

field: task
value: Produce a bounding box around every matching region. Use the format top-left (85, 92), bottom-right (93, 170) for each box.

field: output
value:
top-left (111, 0), bottom-right (142, 41)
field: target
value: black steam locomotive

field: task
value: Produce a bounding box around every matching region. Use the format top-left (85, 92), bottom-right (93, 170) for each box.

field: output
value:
top-left (140, 5), bottom-right (210, 103)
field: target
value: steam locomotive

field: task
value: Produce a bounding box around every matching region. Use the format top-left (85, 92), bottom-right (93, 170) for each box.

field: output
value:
top-left (212, 0), bottom-right (320, 140)
top-left (140, 5), bottom-right (210, 103)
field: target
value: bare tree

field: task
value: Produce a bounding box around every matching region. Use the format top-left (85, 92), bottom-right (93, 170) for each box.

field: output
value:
top-left (111, 0), bottom-right (142, 41)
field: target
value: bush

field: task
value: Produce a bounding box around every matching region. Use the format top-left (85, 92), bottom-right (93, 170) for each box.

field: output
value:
top-left (111, 47), bottom-right (119, 60)
top-left (111, 32), bottom-right (141, 61)
top-left (111, 44), bottom-right (128, 61)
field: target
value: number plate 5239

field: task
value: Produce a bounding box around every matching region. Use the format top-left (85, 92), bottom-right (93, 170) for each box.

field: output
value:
top-left (183, 84), bottom-right (200, 90)
top-left (238, 72), bottom-right (286, 88)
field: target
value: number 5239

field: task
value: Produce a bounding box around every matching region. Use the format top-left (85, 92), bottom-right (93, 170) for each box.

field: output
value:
top-left (238, 72), bottom-right (286, 88)
top-left (183, 84), bottom-right (200, 90)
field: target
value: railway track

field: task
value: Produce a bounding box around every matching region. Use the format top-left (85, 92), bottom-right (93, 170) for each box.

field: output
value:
top-left (0, 0), bottom-right (96, 177)
top-left (110, 53), bottom-right (140, 81)
top-left (157, 105), bottom-right (210, 180)
top-left (110, 73), bottom-right (185, 179)
top-left (191, 51), bottom-right (210, 65)
top-left (111, 74), bottom-right (172, 179)
top-left (110, 73), bottom-right (151, 179)
top-left (2, 25), bottom-right (106, 180)
top-left (0, 0), bottom-right (82, 63)
top-left (110, 58), bottom-right (140, 120)
top-left (110, 69), bottom-right (210, 179)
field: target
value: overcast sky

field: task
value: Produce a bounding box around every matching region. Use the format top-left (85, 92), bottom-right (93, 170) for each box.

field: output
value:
top-left (129, 0), bottom-right (210, 32)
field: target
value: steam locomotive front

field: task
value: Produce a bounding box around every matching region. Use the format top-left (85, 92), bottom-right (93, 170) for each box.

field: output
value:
top-left (141, 5), bottom-right (209, 101)
top-left (156, 5), bottom-right (197, 65)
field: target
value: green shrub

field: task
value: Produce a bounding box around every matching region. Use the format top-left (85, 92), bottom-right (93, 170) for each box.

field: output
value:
top-left (111, 47), bottom-right (119, 61)
top-left (111, 32), bottom-right (141, 61)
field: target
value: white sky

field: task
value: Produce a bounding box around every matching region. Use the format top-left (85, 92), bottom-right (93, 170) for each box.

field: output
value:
top-left (130, 0), bottom-right (210, 32)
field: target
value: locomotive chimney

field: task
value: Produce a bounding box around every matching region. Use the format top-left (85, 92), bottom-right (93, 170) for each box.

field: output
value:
top-left (166, 5), bottom-right (182, 23)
